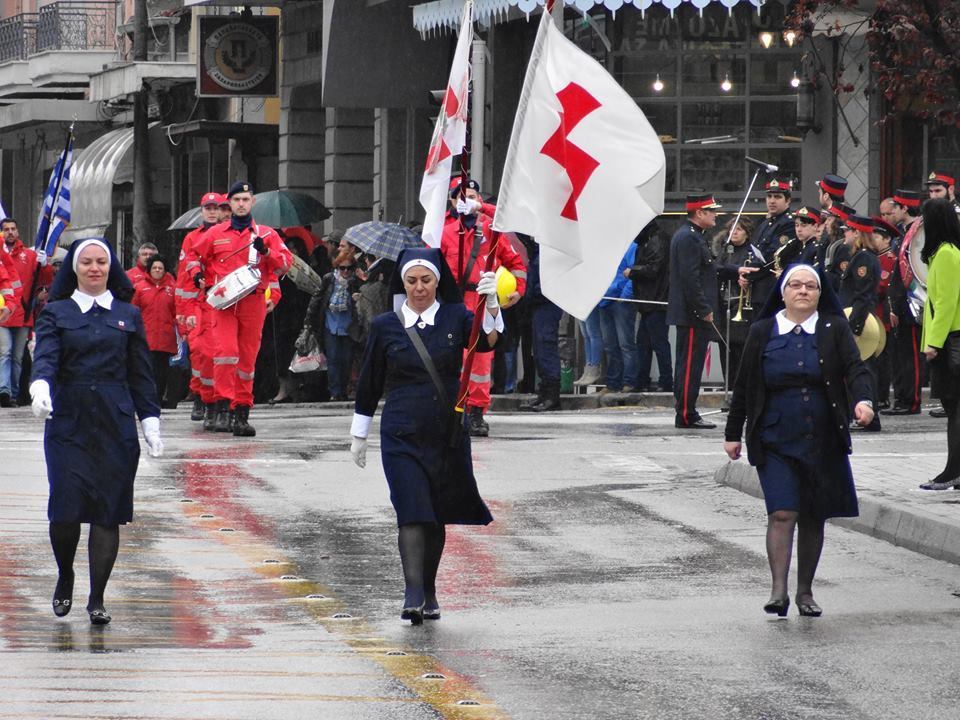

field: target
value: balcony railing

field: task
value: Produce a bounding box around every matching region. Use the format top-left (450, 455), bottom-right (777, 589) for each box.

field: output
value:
top-left (0, 14), bottom-right (37, 63)
top-left (37, 1), bottom-right (117, 54)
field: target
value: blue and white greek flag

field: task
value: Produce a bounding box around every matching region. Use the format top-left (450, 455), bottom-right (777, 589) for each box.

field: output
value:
top-left (34, 133), bottom-right (73, 256)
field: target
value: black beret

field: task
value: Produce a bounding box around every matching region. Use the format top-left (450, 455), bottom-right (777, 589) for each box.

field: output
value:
top-left (227, 181), bottom-right (254, 198)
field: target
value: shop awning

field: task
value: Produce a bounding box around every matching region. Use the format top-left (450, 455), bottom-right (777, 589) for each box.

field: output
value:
top-left (413, 0), bottom-right (764, 33)
top-left (64, 123), bottom-right (161, 242)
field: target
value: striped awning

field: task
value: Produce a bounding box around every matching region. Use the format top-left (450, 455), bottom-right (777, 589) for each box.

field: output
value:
top-left (413, 0), bottom-right (764, 33)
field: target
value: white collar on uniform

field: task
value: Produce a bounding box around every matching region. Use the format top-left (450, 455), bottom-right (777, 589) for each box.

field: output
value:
top-left (775, 309), bottom-right (818, 335)
top-left (71, 289), bottom-right (114, 313)
top-left (400, 300), bottom-right (440, 328)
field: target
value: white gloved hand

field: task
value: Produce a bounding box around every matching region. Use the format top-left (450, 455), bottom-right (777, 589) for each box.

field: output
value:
top-left (36, 250), bottom-right (47, 267)
top-left (350, 436), bottom-right (367, 468)
top-left (476, 271), bottom-right (499, 309)
top-left (29, 379), bottom-right (53, 420)
top-left (456, 198), bottom-right (481, 216)
top-left (141, 416), bottom-right (164, 458)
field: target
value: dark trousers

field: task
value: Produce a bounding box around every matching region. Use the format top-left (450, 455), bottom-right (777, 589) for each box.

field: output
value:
top-left (876, 340), bottom-right (893, 404)
top-left (636, 310), bottom-right (673, 390)
top-left (532, 302), bottom-right (563, 385)
top-left (863, 355), bottom-right (882, 429)
top-left (673, 324), bottom-right (709, 424)
top-left (149, 351), bottom-right (171, 405)
top-left (893, 323), bottom-right (926, 411)
top-left (718, 341), bottom-right (745, 392)
top-left (941, 397), bottom-right (960, 479)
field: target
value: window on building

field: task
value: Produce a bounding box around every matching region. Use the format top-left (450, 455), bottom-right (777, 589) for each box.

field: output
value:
top-left (566, 2), bottom-right (802, 210)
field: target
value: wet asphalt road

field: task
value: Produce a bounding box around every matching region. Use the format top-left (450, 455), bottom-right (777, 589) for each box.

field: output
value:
top-left (3, 403), bottom-right (960, 719)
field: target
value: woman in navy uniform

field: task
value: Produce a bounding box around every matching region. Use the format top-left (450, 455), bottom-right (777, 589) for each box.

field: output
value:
top-left (350, 248), bottom-right (500, 624)
top-left (840, 215), bottom-right (883, 431)
top-left (30, 239), bottom-right (163, 625)
top-left (724, 264), bottom-right (873, 617)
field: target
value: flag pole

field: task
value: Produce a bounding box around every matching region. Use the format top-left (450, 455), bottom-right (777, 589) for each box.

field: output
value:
top-left (27, 118), bottom-right (74, 322)
top-left (454, 0), bottom-right (560, 420)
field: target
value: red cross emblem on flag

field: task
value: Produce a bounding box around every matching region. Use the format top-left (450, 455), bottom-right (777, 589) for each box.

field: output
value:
top-left (539, 83), bottom-right (602, 221)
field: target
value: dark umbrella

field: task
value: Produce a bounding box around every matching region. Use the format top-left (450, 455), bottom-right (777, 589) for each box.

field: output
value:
top-left (168, 206), bottom-right (203, 230)
top-left (252, 190), bottom-right (331, 228)
top-left (343, 221), bottom-right (425, 261)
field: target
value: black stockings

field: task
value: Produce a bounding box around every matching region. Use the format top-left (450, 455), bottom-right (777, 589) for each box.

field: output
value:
top-left (49, 522), bottom-right (119, 612)
top-left (397, 523), bottom-right (446, 609)
top-left (766, 511), bottom-right (824, 603)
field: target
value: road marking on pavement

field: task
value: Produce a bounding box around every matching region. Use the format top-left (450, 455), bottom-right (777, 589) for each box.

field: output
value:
top-left (171, 498), bottom-right (510, 720)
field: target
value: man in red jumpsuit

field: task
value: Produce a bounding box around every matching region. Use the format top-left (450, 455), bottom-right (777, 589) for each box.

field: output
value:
top-left (0, 218), bottom-right (49, 406)
top-left (441, 177), bottom-right (526, 436)
top-left (176, 192), bottom-right (222, 427)
top-left (186, 182), bottom-right (292, 437)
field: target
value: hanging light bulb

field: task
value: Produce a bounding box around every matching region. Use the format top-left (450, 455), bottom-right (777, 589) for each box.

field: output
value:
top-left (721, 74), bottom-right (732, 92)
top-left (759, 31), bottom-right (774, 49)
top-left (790, 71), bottom-right (801, 89)
top-left (653, 73), bottom-right (664, 93)
top-left (783, 29), bottom-right (797, 47)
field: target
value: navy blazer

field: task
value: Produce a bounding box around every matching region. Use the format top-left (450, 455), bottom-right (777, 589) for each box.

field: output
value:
top-left (724, 313), bottom-right (873, 466)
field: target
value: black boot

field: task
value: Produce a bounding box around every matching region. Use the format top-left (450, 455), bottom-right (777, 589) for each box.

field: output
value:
top-left (202, 403), bottom-right (217, 431)
top-left (519, 388), bottom-right (545, 412)
top-left (190, 396), bottom-right (205, 421)
top-left (213, 400), bottom-right (232, 432)
top-left (467, 406), bottom-right (489, 437)
top-left (232, 405), bottom-right (256, 437)
top-left (531, 383), bottom-right (561, 412)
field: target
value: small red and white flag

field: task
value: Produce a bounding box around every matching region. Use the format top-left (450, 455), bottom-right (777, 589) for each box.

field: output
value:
top-left (418, 0), bottom-right (473, 248)
top-left (492, 3), bottom-right (665, 320)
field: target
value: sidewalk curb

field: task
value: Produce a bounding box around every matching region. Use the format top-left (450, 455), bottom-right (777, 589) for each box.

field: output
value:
top-left (714, 462), bottom-right (960, 567)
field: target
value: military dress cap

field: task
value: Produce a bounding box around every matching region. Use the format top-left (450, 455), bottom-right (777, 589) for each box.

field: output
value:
top-left (827, 203), bottom-right (854, 222)
top-left (227, 181), bottom-right (253, 198)
top-left (925, 171), bottom-right (955, 187)
top-left (685, 193), bottom-right (722, 211)
top-left (200, 192), bottom-right (220, 207)
top-left (871, 217), bottom-right (901, 238)
top-left (449, 176), bottom-right (481, 197)
top-left (893, 189), bottom-right (923, 208)
top-left (765, 178), bottom-right (792, 194)
top-left (817, 174), bottom-right (848, 198)
top-left (795, 206), bottom-right (822, 224)
top-left (846, 215), bottom-right (874, 233)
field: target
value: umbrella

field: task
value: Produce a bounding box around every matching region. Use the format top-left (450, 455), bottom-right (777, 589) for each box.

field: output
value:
top-left (343, 221), bottom-right (424, 261)
top-left (252, 190), bottom-right (331, 228)
top-left (168, 206), bottom-right (203, 230)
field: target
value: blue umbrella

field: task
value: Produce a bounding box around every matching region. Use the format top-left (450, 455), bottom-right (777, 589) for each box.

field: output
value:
top-left (344, 221), bottom-right (424, 261)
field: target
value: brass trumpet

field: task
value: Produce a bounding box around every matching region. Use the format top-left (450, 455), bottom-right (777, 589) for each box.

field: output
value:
top-left (731, 256), bottom-right (753, 323)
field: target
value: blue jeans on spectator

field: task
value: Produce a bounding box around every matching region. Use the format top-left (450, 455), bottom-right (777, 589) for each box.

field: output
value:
top-left (599, 302), bottom-right (639, 390)
top-left (0, 326), bottom-right (29, 399)
top-left (324, 330), bottom-right (353, 399)
top-left (636, 310), bottom-right (673, 391)
top-left (503, 349), bottom-right (518, 393)
top-left (579, 308), bottom-right (603, 366)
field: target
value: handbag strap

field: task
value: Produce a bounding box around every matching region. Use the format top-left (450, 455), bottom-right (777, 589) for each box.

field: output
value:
top-left (397, 310), bottom-right (452, 413)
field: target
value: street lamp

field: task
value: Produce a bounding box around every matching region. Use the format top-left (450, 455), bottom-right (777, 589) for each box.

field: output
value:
top-left (721, 74), bottom-right (732, 92)
top-left (653, 74), bottom-right (664, 93)
top-left (790, 71), bottom-right (801, 89)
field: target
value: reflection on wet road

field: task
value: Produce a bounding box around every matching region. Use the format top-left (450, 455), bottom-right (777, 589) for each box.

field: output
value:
top-left (1, 405), bottom-right (960, 719)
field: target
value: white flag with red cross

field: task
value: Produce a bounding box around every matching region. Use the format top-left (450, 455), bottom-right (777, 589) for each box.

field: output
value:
top-left (492, 5), bottom-right (665, 320)
top-left (418, 0), bottom-right (473, 248)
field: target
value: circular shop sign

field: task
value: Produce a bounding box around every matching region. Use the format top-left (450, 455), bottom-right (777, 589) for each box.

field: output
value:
top-left (203, 22), bottom-right (273, 93)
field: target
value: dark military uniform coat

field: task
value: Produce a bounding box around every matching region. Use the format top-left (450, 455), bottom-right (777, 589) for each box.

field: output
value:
top-left (666, 221), bottom-right (717, 328)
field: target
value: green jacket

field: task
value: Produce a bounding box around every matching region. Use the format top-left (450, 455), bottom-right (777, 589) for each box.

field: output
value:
top-left (922, 243), bottom-right (960, 350)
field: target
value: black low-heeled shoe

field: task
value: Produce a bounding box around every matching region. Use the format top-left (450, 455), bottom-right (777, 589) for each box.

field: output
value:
top-left (423, 605), bottom-right (441, 621)
top-left (88, 608), bottom-right (111, 626)
top-left (763, 597), bottom-right (790, 617)
top-left (52, 574), bottom-right (74, 618)
top-left (796, 598), bottom-right (822, 617)
top-left (400, 604), bottom-right (424, 625)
